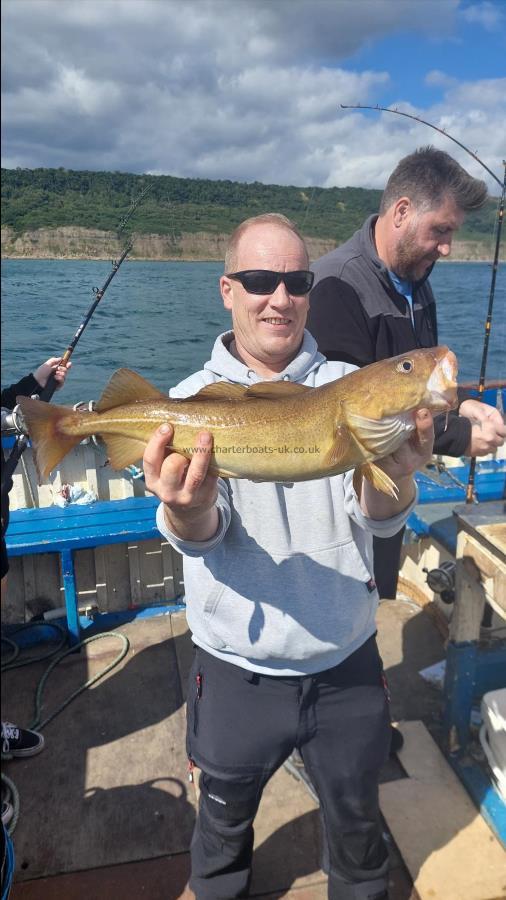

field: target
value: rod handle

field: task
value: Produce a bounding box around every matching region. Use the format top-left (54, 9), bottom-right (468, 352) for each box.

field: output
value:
top-left (38, 353), bottom-right (72, 403)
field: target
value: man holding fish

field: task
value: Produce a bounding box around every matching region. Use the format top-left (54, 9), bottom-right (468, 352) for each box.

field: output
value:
top-left (19, 213), bottom-right (458, 898)
top-left (140, 213), bottom-right (448, 900)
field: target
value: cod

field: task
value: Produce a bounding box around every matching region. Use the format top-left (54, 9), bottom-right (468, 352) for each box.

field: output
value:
top-left (18, 346), bottom-right (458, 498)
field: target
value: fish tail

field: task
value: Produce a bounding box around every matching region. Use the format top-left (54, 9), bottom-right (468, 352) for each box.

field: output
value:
top-left (17, 398), bottom-right (83, 483)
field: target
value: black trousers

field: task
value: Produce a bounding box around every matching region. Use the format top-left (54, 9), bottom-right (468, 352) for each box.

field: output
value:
top-left (186, 636), bottom-right (391, 900)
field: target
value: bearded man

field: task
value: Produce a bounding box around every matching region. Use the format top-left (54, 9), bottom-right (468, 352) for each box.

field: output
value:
top-left (307, 146), bottom-right (505, 600)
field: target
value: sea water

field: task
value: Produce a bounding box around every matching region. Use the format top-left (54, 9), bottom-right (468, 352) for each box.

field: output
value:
top-left (1, 259), bottom-right (505, 405)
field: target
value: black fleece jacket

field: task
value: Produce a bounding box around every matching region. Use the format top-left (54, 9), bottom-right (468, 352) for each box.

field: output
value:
top-left (2, 372), bottom-right (42, 540)
top-left (1, 373), bottom-right (41, 412)
top-left (307, 215), bottom-right (472, 457)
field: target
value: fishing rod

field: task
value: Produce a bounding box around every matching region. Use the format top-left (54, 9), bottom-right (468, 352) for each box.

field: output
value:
top-left (341, 104), bottom-right (502, 189)
top-left (465, 162), bottom-right (505, 501)
top-left (1, 181), bottom-right (152, 498)
top-left (41, 181), bottom-right (152, 399)
top-left (341, 104), bottom-right (505, 502)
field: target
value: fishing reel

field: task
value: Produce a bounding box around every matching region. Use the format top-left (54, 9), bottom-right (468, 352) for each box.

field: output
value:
top-left (1, 403), bottom-right (30, 436)
top-left (72, 400), bottom-right (101, 449)
top-left (422, 560), bottom-right (456, 604)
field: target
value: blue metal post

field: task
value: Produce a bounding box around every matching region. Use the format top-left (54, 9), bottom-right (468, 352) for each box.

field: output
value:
top-left (443, 641), bottom-right (477, 753)
top-left (60, 549), bottom-right (81, 647)
top-left (447, 756), bottom-right (506, 848)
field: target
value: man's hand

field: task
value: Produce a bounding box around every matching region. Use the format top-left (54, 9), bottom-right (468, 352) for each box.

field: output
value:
top-left (33, 357), bottom-right (71, 390)
top-left (143, 424), bottom-right (219, 541)
top-left (459, 399), bottom-right (505, 457)
top-left (360, 409), bottom-right (434, 519)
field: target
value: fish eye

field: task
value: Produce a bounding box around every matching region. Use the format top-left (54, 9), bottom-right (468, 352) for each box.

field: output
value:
top-left (397, 359), bottom-right (413, 374)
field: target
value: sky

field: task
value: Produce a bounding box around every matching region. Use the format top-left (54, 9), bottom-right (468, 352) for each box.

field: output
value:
top-left (1, 0), bottom-right (505, 193)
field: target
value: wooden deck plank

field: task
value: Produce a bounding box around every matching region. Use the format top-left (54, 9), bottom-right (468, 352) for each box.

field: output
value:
top-left (380, 721), bottom-right (506, 900)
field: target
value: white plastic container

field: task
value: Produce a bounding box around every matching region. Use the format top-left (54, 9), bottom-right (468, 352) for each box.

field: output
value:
top-left (479, 688), bottom-right (506, 802)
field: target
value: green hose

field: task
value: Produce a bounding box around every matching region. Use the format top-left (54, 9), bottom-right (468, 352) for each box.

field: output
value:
top-left (2, 622), bottom-right (67, 671)
top-left (1, 627), bottom-right (130, 835)
top-left (31, 631), bottom-right (130, 730)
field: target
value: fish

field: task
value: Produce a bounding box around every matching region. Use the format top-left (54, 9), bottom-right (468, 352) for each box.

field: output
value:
top-left (17, 346), bottom-right (458, 498)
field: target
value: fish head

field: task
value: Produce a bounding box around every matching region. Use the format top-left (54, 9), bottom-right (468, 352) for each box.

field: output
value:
top-left (343, 346), bottom-right (458, 422)
top-left (423, 346), bottom-right (459, 412)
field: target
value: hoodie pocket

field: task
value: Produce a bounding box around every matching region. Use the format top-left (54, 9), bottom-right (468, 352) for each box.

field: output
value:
top-left (201, 540), bottom-right (376, 662)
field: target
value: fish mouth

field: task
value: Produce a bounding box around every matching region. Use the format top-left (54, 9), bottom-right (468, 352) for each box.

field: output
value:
top-left (428, 389), bottom-right (455, 409)
top-left (426, 349), bottom-right (458, 410)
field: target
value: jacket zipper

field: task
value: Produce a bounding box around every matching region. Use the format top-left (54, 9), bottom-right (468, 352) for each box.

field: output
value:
top-left (193, 672), bottom-right (202, 736)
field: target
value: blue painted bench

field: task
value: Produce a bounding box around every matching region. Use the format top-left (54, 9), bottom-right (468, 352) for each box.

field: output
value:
top-left (406, 500), bottom-right (459, 555)
top-left (408, 460), bottom-right (506, 555)
top-left (6, 496), bottom-right (161, 645)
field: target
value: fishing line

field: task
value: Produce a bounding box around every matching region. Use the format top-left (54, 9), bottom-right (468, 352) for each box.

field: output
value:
top-left (341, 104), bottom-right (505, 502)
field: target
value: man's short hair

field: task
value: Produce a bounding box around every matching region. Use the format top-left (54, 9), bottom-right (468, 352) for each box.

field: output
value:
top-left (225, 213), bottom-right (308, 273)
top-left (379, 146), bottom-right (488, 215)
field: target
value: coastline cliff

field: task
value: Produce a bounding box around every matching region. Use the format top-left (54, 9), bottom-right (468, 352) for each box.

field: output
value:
top-left (0, 225), bottom-right (495, 262)
top-left (2, 168), bottom-right (498, 262)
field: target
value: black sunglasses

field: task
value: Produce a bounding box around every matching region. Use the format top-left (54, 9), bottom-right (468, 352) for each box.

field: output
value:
top-left (226, 269), bottom-right (314, 296)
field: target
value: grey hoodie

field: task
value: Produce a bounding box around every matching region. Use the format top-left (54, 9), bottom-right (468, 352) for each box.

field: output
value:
top-left (156, 330), bottom-right (416, 676)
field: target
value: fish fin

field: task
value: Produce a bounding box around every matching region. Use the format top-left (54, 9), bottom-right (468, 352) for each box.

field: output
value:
top-left (187, 382), bottom-right (248, 401)
top-left (185, 381), bottom-right (310, 402)
top-left (210, 465), bottom-right (242, 478)
top-left (249, 479), bottom-right (295, 487)
top-left (325, 424), bottom-right (352, 467)
top-left (352, 467), bottom-right (362, 498)
top-left (345, 410), bottom-right (413, 456)
top-left (354, 463), bottom-right (399, 500)
top-left (101, 434), bottom-right (150, 470)
top-left (96, 369), bottom-right (168, 412)
top-left (244, 382), bottom-right (311, 400)
top-left (16, 398), bottom-right (82, 483)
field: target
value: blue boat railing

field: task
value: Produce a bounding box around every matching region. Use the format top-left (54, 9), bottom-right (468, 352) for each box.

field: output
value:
top-left (415, 459), bottom-right (505, 504)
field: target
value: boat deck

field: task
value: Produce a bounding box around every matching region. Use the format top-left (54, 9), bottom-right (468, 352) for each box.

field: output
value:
top-left (0, 600), bottom-right (490, 898)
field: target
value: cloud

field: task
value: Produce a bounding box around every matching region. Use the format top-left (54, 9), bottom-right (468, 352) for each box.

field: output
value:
top-left (1, 0), bottom-right (504, 192)
top-left (460, 1), bottom-right (504, 30)
top-left (425, 70), bottom-right (458, 89)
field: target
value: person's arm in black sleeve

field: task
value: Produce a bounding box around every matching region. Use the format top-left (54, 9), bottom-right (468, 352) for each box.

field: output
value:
top-left (1, 374), bottom-right (41, 411)
top-left (307, 277), bottom-right (375, 367)
top-left (433, 410), bottom-right (472, 457)
top-left (2, 374), bottom-right (41, 552)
